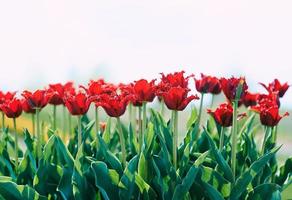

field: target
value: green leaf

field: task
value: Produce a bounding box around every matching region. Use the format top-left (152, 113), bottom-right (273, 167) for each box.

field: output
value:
top-left (230, 146), bottom-right (281, 200)
top-left (102, 118), bottom-right (112, 144)
top-left (247, 183), bottom-right (281, 200)
top-left (200, 181), bottom-right (225, 200)
top-left (91, 161), bottom-right (119, 200)
top-left (276, 157), bottom-right (292, 188)
top-left (0, 176), bottom-right (47, 200)
top-left (203, 128), bottom-right (234, 182)
top-left (134, 172), bottom-right (157, 199)
top-left (172, 164), bottom-right (200, 200)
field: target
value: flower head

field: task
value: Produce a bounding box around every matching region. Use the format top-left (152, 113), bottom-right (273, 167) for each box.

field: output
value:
top-left (207, 103), bottom-right (234, 127)
top-left (21, 98), bottom-right (36, 114)
top-left (47, 82), bottom-right (75, 105)
top-left (243, 91), bottom-right (259, 107)
top-left (0, 98), bottom-right (22, 118)
top-left (195, 73), bottom-right (221, 94)
top-left (63, 91), bottom-right (92, 116)
top-left (260, 79), bottom-right (289, 98)
top-left (22, 90), bottom-right (51, 109)
top-left (220, 77), bottom-right (248, 103)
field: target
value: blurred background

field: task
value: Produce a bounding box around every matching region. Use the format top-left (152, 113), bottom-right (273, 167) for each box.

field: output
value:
top-left (0, 0), bottom-right (291, 158)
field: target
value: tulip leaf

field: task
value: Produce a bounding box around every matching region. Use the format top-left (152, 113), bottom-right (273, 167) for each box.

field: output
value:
top-left (246, 183), bottom-right (281, 200)
top-left (230, 146), bottom-right (281, 199)
top-left (203, 128), bottom-right (234, 183)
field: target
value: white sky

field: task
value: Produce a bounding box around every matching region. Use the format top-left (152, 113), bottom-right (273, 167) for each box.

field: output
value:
top-left (0, 0), bottom-right (292, 107)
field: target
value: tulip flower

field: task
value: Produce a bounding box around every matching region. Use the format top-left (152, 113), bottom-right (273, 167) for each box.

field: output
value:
top-left (0, 91), bottom-right (16, 130)
top-left (46, 82), bottom-right (75, 131)
top-left (207, 103), bottom-right (233, 127)
top-left (260, 79), bottom-right (289, 98)
top-left (22, 89), bottom-right (52, 161)
top-left (63, 91), bottom-right (92, 149)
top-left (243, 91), bottom-right (259, 107)
top-left (159, 71), bottom-right (191, 89)
top-left (95, 93), bottom-right (133, 166)
top-left (0, 98), bottom-right (22, 169)
top-left (22, 99), bottom-right (36, 136)
top-left (195, 73), bottom-right (221, 94)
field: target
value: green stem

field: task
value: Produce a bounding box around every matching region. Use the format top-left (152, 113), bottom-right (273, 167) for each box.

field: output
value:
top-left (63, 106), bottom-right (67, 135)
top-left (95, 106), bottom-right (100, 134)
top-left (172, 110), bottom-right (178, 169)
top-left (231, 100), bottom-right (238, 181)
top-left (142, 102), bottom-right (147, 138)
top-left (138, 106), bottom-right (143, 153)
top-left (210, 94), bottom-right (214, 108)
top-left (68, 113), bottom-right (71, 138)
top-left (129, 103), bottom-right (133, 126)
top-left (32, 114), bottom-right (35, 136)
top-left (261, 126), bottom-right (270, 155)
top-left (219, 127), bottom-right (225, 151)
top-left (117, 117), bottom-right (127, 167)
top-left (13, 118), bottom-right (18, 170)
top-left (197, 93), bottom-right (204, 126)
top-left (53, 105), bottom-right (57, 130)
top-left (2, 112), bottom-right (5, 131)
top-left (160, 99), bottom-right (165, 117)
top-left (77, 115), bottom-right (82, 148)
top-left (36, 108), bottom-right (41, 161)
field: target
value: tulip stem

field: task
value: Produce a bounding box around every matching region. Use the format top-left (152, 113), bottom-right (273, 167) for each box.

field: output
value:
top-left (138, 106), bottom-right (143, 153)
top-left (172, 110), bottom-right (178, 170)
top-left (261, 126), bottom-right (271, 155)
top-left (68, 113), bottom-right (71, 140)
top-left (117, 117), bottom-right (127, 167)
top-left (231, 100), bottom-right (238, 182)
top-left (210, 94), bottom-right (214, 108)
top-left (219, 127), bottom-right (225, 151)
top-left (77, 115), bottom-right (82, 149)
top-left (142, 102), bottom-right (147, 138)
top-left (197, 93), bottom-right (204, 127)
top-left (36, 108), bottom-right (41, 162)
top-left (32, 114), bottom-right (35, 136)
top-left (95, 106), bottom-right (100, 134)
top-left (63, 106), bottom-right (66, 136)
top-left (53, 105), bottom-right (57, 130)
top-left (13, 118), bottom-right (18, 171)
top-left (2, 112), bottom-right (5, 131)
top-left (160, 99), bottom-right (165, 118)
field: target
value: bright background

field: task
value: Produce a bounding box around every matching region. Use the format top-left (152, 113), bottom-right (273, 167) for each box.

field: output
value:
top-left (0, 0), bottom-right (292, 107)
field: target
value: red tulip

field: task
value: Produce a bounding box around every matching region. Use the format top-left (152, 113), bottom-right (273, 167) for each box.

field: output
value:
top-left (0, 98), bottom-right (22, 118)
top-left (158, 87), bottom-right (199, 111)
top-left (22, 90), bottom-right (51, 109)
top-left (195, 73), bottom-right (221, 94)
top-left (0, 91), bottom-right (16, 104)
top-left (243, 92), bottom-right (259, 107)
top-left (207, 103), bottom-right (233, 127)
top-left (47, 82), bottom-right (75, 105)
top-left (258, 92), bottom-right (280, 107)
top-left (260, 79), bottom-right (289, 98)
top-left (159, 71), bottom-right (192, 89)
top-left (21, 99), bottom-right (36, 114)
top-left (220, 77), bottom-right (248, 103)
top-left (83, 79), bottom-right (117, 96)
top-left (63, 91), bottom-right (92, 116)
top-left (97, 94), bottom-right (133, 117)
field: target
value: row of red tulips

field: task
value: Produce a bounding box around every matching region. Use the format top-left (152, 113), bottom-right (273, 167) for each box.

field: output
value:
top-left (0, 71), bottom-right (289, 126)
top-left (0, 71), bottom-right (289, 171)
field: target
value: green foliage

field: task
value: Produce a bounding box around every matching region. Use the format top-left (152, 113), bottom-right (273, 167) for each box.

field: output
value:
top-left (0, 110), bottom-right (290, 200)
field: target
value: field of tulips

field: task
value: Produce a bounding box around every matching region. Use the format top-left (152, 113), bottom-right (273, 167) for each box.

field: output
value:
top-left (0, 71), bottom-right (291, 200)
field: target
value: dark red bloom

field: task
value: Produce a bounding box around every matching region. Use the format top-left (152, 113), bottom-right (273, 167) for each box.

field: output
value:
top-left (207, 103), bottom-right (233, 127)
top-left (84, 79), bottom-right (117, 96)
top-left (47, 82), bottom-right (75, 105)
top-left (22, 90), bottom-right (51, 109)
top-left (258, 92), bottom-right (280, 107)
top-left (120, 79), bottom-right (156, 106)
top-left (97, 94), bottom-right (132, 117)
top-left (243, 92), bottom-right (259, 107)
top-left (158, 87), bottom-right (199, 111)
top-left (220, 77), bottom-right (248, 103)
top-left (21, 99), bottom-right (36, 114)
top-left (195, 73), bottom-right (221, 94)
top-left (63, 91), bottom-right (92, 116)
top-left (0, 98), bottom-right (22, 118)
top-left (0, 91), bottom-right (16, 104)
top-left (260, 79), bottom-right (289, 98)
top-left (159, 71), bottom-right (192, 89)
